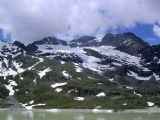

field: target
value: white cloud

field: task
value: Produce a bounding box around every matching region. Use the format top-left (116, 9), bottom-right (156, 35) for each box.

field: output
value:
top-left (153, 24), bottom-right (160, 38)
top-left (0, 0), bottom-right (160, 43)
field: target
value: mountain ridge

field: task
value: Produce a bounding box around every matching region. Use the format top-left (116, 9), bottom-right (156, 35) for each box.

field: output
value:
top-left (1, 32), bottom-right (160, 82)
top-left (0, 32), bottom-right (160, 110)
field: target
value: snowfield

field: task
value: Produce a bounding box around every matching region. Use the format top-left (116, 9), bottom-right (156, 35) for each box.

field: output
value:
top-left (35, 44), bottom-right (159, 80)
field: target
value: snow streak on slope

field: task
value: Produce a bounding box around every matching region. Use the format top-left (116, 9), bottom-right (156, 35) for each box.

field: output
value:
top-left (51, 82), bottom-right (68, 88)
top-left (38, 68), bottom-right (51, 78)
top-left (62, 71), bottom-right (71, 78)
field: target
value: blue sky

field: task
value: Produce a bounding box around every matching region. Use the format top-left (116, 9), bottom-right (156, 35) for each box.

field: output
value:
top-left (114, 24), bottom-right (160, 45)
top-left (0, 0), bottom-right (160, 44)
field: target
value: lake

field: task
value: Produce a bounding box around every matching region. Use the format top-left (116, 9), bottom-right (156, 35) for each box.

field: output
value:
top-left (0, 110), bottom-right (160, 120)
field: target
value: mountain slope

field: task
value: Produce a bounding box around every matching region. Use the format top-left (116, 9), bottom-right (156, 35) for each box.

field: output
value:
top-left (0, 33), bottom-right (160, 110)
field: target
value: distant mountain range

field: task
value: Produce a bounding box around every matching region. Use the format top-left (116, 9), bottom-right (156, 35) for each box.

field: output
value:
top-left (0, 32), bottom-right (160, 110)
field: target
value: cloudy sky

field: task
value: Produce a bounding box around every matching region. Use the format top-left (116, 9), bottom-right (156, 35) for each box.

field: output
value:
top-left (0, 0), bottom-right (160, 44)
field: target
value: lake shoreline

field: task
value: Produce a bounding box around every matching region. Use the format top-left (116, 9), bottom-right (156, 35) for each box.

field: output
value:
top-left (1, 107), bottom-right (160, 113)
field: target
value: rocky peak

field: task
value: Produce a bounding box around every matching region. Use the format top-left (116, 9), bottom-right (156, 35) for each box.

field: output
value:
top-left (101, 32), bottom-right (149, 47)
top-left (31, 36), bottom-right (68, 46)
top-left (70, 36), bottom-right (98, 47)
top-left (13, 41), bottom-right (26, 50)
top-left (100, 32), bottom-right (150, 56)
top-left (71, 36), bottom-right (95, 43)
top-left (25, 36), bottom-right (68, 54)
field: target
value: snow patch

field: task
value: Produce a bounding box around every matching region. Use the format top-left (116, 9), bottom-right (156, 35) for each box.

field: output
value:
top-left (25, 104), bottom-right (46, 110)
top-left (38, 68), bottom-right (51, 78)
top-left (108, 78), bottom-right (114, 82)
top-left (68, 89), bottom-right (74, 93)
top-left (5, 80), bottom-right (17, 96)
top-left (77, 77), bottom-right (81, 80)
top-left (153, 73), bottom-right (160, 80)
top-left (128, 71), bottom-right (160, 81)
top-left (74, 97), bottom-right (85, 101)
top-left (20, 76), bottom-right (24, 80)
top-left (51, 82), bottom-right (67, 88)
top-left (97, 83), bottom-right (103, 85)
top-left (134, 92), bottom-right (142, 97)
top-left (127, 71), bottom-right (151, 80)
top-left (61, 61), bottom-right (65, 64)
top-left (123, 103), bottom-right (127, 106)
top-left (74, 63), bottom-right (83, 72)
top-left (88, 76), bottom-right (95, 80)
top-left (55, 88), bottom-right (62, 92)
top-left (29, 100), bottom-right (34, 104)
top-left (112, 62), bottom-right (122, 66)
top-left (96, 92), bottom-right (106, 97)
top-left (62, 71), bottom-right (71, 78)
top-left (126, 86), bottom-right (134, 90)
top-left (147, 102), bottom-right (155, 107)
top-left (33, 79), bottom-right (37, 84)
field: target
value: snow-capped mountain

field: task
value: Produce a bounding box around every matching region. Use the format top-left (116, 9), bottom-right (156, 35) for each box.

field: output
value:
top-left (1, 33), bottom-right (160, 85)
top-left (24, 33), bottom-right (160, 82)
top-left (0, 32), bottom-right (160, 109)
